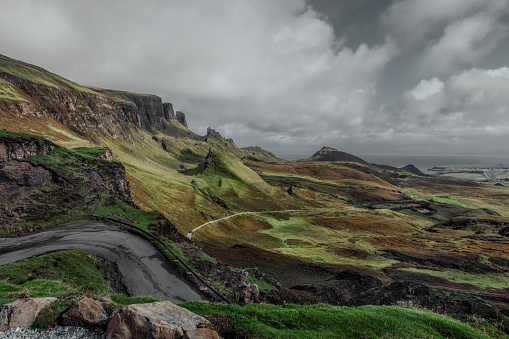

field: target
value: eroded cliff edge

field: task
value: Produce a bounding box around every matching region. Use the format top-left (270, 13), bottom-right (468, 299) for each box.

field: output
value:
top-left (0, 131), bottom-right (133, 232)
top-left (0, 54), bottom-right (188, 141)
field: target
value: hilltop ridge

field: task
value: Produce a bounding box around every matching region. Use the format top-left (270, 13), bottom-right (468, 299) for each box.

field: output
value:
top-left (0, 54), bottom-right (189, 143)
top-left (302, 146), bottom-right (367, 164)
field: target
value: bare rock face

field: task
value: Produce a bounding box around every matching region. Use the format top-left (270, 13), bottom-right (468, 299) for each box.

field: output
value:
top-left (0, 297), bottom-right (57, 331)
top-left (119, 93), bottom-right (167, 131)
top-left (234, 283), bottom-right (261, 305)
top-left (164, 102), bottom-right (176, 122)
top-left (0, 137), bottom-right (55, 162)
top-left (105, 301), bottom-right (211, 339)
top-left (204, 148), bottom-right (216, 169)
top-left (175, 111), bottom-right (188, 128)
top-left (60, 297), bottom-right (109, 327)
top-left (0, 134), bottom-right (134, 230)
top-left (183, 328), bottom-right (219, 339)
top-left (204, 127), bottom-right (222, 141)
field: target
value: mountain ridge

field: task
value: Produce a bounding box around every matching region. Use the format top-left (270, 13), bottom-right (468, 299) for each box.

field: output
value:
top-left (302, 146), bottom-right (368, 164)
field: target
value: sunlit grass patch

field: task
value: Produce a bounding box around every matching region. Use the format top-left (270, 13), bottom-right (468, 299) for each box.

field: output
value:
top-left (0, 250), bottom-right (111, 299)
top-left (181, 302), bottom-right (503, 339)
top-left (431, 196), bottom-right (467, 208)
top-left (398, 267), bottom-right (509, 290)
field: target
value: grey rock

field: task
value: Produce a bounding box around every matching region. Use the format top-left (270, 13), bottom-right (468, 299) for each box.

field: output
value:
top-left (105, 301), bottom-right (209, 339)
top-left (0, 298), bottom-right (57, 331)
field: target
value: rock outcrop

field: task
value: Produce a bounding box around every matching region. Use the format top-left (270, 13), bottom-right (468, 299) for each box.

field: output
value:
top-left (0, 132), bottom-right (134, 231)
top-left (176, 111), bottom-right (188, 128)
top-left (0, 135), bottom-right (55, 162)
top-left (0, 297), bottom-right (57, 331)
top-left (0, 297), bottom-right (219, 338)
top-left (0, 54), bottom-right (188, 141)
top-left (106, 301), bottom-right (211, 339)
top-left (60, 297), bottom-right (111, 327)
top-left (118, 93), bottom-right (167, 131)
top-left (183, 328), bottom-right (219, 339)
top-left (203, 127), bottom-right (222, 142)
top-left (164, 102), bottom-right (176, 122)
top-left (204, 148), bottom-right (216, 169)
top-left (304, 146), bottom-right (367, 164)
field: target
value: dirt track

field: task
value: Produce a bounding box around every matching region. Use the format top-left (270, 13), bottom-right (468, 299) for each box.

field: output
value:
top-left (0, 221), bottom-right (205, 303)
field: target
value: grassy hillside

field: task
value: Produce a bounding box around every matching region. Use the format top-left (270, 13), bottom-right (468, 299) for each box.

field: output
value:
top-left (0, 54), bottom-right (95, 94)
top-left (182, 302), bottom-right (507, 339)
top-left (1, 250), bottom-right (502, 337)
top-left (0, 130), bottom-right (157, 233)
top-left (0, 250), bottom-right (111, 306)
top-left (1, 55), bottom-right (508, 324)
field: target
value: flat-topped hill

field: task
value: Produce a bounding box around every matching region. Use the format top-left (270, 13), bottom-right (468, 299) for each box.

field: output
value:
top-left (301, 146), bottom-right (367, 164)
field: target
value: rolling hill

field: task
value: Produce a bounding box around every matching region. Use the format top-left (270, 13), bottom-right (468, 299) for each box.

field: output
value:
top-left (1, 54), bottom-right (509, 334)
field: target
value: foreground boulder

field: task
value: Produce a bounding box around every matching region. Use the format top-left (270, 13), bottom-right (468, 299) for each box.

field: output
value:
top-left (183, 328), bottom-right (219, 339)
top-left (106, 301), bottom-right (213, 339)
top-left (60, 297), bottom-right (112, 327)
top-left (0, 297), bottom-right (57, 331)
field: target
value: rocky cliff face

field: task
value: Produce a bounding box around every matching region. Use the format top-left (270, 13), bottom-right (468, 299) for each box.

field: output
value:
top-left (176, 111), bottom-right (188, 128)
top-left (0, 132), bottom-right (134, 232)
top-left (117, 93), bottom-right (167, 131)
top-left (0, 57), bottom-right (189, 141)
top-left (0, 135), bottom-right (55, 161)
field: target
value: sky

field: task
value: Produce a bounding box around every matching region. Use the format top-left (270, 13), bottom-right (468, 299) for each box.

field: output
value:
top-left (1, 0), bottom-right (509, 159)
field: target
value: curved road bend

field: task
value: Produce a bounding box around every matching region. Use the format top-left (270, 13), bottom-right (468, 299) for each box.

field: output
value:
top-left (0, 221), bottom-right (206, 303)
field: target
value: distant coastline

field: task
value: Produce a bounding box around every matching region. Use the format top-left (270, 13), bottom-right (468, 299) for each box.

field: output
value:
top-left (274, 152), bottom-right (509, 175)
top-left (360, 154), bottom-right (509, 175)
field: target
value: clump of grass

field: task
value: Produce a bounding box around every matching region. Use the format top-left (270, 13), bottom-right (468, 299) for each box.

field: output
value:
top-left (0, 250), bottom-right (112, 299)
top-left (95, 191), bottom-right (160, 230)
top-left (431, 196), bottom-right (467, 208)
top-left (181, 302), bottom-right (505, 339)
top-left (33, 300), bottom-right (72, 329)
top-left (110, 295), bottom-right (161, 305)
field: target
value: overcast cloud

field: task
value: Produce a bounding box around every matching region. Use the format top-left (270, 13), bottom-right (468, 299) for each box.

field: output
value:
top-left (0, 0), bottom-right (508, 158)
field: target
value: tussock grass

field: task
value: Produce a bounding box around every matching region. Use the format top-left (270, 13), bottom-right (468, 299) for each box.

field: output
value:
top-left (110, 295), bottom-right (161, 305)
top-left (0, 250), bottom-right (111, 301)
top-left (398, 268), bottom-right (509, 290)
top-left (431, 196), bottom-right (467, 208)
top-left (181, 302), bottom-right (504, 339)
top-left (33, 300), bottom-right (72, 329)
top-left (0, 55), bottom-right (96, 94)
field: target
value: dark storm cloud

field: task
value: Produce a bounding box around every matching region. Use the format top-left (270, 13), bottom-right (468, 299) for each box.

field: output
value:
top-left (0, 0), bottom-right (508, 156)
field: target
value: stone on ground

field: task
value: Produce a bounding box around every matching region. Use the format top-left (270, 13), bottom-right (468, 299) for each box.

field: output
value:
top-left (106, 301), bottom-right (213, 339)
top-left (0, 297), bottom-right (57, 331)
top-left (60, 297), bottom-right (108, 327)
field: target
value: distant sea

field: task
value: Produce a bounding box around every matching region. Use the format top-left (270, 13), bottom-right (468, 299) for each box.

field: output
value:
top-left (361, 154), bottom-right (509, 174)
top-left (275, 152), bottom-right (509, 175)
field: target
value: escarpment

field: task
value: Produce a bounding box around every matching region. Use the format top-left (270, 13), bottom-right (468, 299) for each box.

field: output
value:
top-left (0, 134), bottom-right (55, 161)
top-left (0, 132), bottom-right (134, 232)
top-left (0, 54), bottom-right (188, 141)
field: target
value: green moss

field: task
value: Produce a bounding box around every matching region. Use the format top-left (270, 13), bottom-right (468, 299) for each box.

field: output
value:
top-left (95, 192), bottom-right (160, 230)
top-left (0, 298), bottom-right (15, 307)
top-left (0, 250), bottom-right (111, 299)
top-left (33, 300), bottom-right (72, 329)
top-left (110, 294), bottom-right (161, 305)
top-left (0, 79), bottom-right (26, 101)
top-left (181, 303), bottom-right (504, 339)
top-left (244, 269), bottom-right (276, 295)
top-left (398, 268), bottom-right (509, 289)
top-left (430, 196), bottom-right (467, 208)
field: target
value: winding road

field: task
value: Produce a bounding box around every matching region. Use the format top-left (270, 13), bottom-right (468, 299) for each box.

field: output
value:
top-left (0, 221), bottom-right (205, 303)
